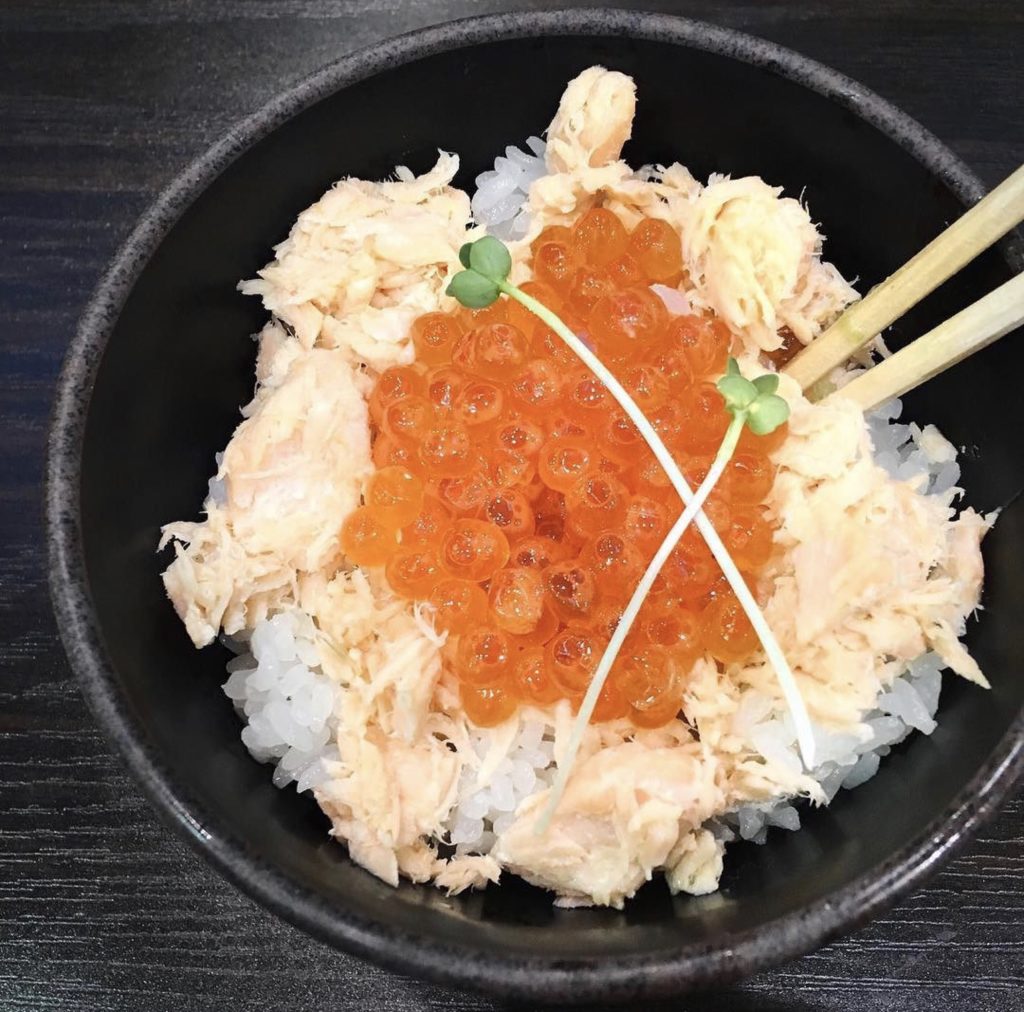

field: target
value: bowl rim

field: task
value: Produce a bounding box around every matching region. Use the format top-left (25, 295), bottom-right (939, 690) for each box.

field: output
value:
top-left (45, 7), bottom-right (1024, 1001)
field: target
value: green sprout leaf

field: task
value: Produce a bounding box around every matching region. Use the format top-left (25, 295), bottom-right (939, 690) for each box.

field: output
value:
top-left (448, 237), bottom-right (512, 310)
top-left (467, 235), bottom-right (512, 281)
top-left (717, 373), bottom-right (758, 414)
top-left (753, 373), bottom-right (780, 396)
top-left (446, 270), bottom-right (500, 308)
top-left (746, 392), bottom-right (790, 434)
top-left (716, 360), bottom-right (790, 434)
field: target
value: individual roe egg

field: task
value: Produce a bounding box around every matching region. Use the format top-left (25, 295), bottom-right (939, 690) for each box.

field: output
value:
top-left (411, 311), bottom-right (461, 365)
top-left (648, 399), bottom-right (687, 448)
top-left (365, 466), bottom-right (425, 527)
top-left (372, 433), bottom-right (414, 470)
top-left (570, 207), bottom-right (628, 267)
top-left (620, 362), bottom-right (670, 413)
top-left (509, 356), bottom-right (564, 417)
top-left (644, 340), bottom-right (694, 391)
top-left (460, 682), bottom-right (517, 727)
top-left (701, 592), bottom-right (759, 664)
top-left (665, 314), bottom-right (730, 378)
top-left (425, 365), bottom-right (468, 414)
top-left (400, 495), bottom-right (451, 546)
top-left (490, 450), bottom-right (536, 489)
top-left (545, 627), bottom-right (607, 696)
top-left (340, 506), bottom-right (400, 567)
top-left (580, 531), bottom-right (645, 597)
top-left (453, 624), bottom-right (513, 686)
top-left (383, 394), bottom-right (436, 445)
top-left (628, 675), bottom-right (685, 728)
top-left (481, 488), bottom-right (535, 541)
top-left (722, 507), bottom-right (774, 570)
top-left (605, 253), bottom-right (645, 288)
top-left (512, 648), bottom-right (561, 705)
top-left (537, 435), bottom-right (598, 493)
top-left (530, 223), bottom-right (572, 257)
top-left (729, 452), bottom-right (774, 503)
top-left (510, 534), bottom-right (571, 571)
top-left (368, 365), bottom-right (424, 426)
top-left (562, 366), bottom-right (615, 422)
top-left (428, 578), bottom-right (488, 634)
top-left (467, 322), bottom-right (531, 379)
top-left (622, 495), bottom-right (671, 552)
top-left (663, 543), bottom-right (719, 604)
top-left (506, 605), bottom-right (559, 650)
top-left (533, 231), bottom-right (579, 291)
top-left (627, 218), bottom-right (683, 283)
top-left (417, 420), bottom-right (475, 478)
top-left (676, 382), bottom-right (731, 455)
top-left (542, 560), bottom-right (598, 624)
top-left (612, 643), bottom-right (673, 711)
top-left (588, 286), bottom-right (668, 357)
top-left (438, 519), bottom-right (510, 582)
top-left (437, 461), bottom-right (495, 516)
top-left (488, 567), bottom-right (545, 635)
top-left (600, 410), bottom-right (645, 465)
top-left (454, 378), bottom-right (505, 431)
top-left (494, 417), bottom-right (545, 458)
top-left (385, 547), bottom-right (443, 599)
top-left (564, 472), bottom-right (629, 539)
top-left (642, 606), bottom-right (703, 665)
top-left (566, 265), bottom-right (615, 317)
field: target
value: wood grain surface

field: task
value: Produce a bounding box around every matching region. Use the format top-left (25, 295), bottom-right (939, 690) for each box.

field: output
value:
top-left (1, 2), bottom-right (1021, 1009)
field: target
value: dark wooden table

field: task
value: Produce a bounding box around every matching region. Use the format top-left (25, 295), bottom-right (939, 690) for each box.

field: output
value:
top-left (2, 2), bottom-right (1021, 1009)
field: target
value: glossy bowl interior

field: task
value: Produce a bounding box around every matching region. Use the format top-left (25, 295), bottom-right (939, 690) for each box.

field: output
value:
top-left (47, 11), bottom-right (1023, 1002)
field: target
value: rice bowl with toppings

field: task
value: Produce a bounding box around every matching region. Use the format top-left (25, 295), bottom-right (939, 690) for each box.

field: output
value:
top-left (158, 67), bottom-right (994, 909)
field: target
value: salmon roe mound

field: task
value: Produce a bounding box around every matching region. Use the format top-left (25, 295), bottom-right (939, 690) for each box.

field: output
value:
top-left (347, 207), bottom-right (788, 727)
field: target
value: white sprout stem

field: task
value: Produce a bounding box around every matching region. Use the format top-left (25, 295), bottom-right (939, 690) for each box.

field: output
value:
top-left (500, 282), bottom-right (817, 773)
top-left (538, 415), bottom-right (744, 831)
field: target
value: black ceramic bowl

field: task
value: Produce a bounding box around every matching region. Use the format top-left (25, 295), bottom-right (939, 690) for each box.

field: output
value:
top-left (46, 9), bottom-right (1023, 1002)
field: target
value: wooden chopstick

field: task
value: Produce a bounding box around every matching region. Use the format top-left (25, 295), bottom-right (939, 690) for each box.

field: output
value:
top-left (785, 164), bottom-right (1024, 391)
top-left (826, 271), bottom-right (1024, 411)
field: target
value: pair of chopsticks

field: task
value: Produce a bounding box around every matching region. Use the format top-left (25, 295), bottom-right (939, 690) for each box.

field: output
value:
top-left (783, 164), bottom-right (1024, 408)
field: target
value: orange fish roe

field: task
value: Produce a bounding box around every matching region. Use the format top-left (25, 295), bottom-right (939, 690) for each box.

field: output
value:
top-left (344, 206), bottom-right (786, 727)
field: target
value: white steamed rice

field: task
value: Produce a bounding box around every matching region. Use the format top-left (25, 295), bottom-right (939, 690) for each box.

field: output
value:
top-left (447, 721), bottom-right (557, 853)
top-left (221, 611), bottom-right (340, 794)
top-left (471, 137), bottom-right (546, 240)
